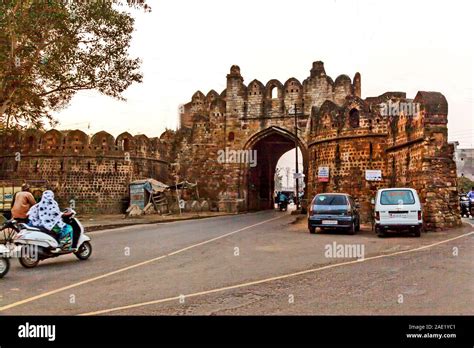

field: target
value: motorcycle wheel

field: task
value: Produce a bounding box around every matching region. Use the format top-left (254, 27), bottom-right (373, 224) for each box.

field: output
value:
top-left (19, 245), bottom-right (40, 268)
top-left (0, 257), bottom-right (10, 278)
top-left (75, 241), bottom-right (92, 260)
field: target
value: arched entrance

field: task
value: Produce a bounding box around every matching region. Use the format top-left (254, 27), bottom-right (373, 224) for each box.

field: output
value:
top-left (242, 127), bottom-right (308, 211)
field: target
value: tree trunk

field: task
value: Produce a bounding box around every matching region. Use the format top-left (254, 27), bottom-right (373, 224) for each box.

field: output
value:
top-left (0, 102), bottom-right (10, 128)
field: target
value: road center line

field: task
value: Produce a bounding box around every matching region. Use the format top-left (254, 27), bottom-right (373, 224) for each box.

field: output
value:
top-left (91, 213), bottom-right (247, 235)
top-left (78, 231), bottom-right (474, 316)
top-left (0, 214), bottom-right (286, 312)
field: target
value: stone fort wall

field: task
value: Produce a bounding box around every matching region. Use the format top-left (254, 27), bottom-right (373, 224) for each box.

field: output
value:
top-left (0, 129), bottom-right (170, 214)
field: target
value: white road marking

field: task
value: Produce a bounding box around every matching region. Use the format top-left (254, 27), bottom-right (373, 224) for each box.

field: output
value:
top-left (90, 213), bottom-right (247, 235)
top-left (78, 231), bottom-right (474, 316)
top-left (90, 222), bottom-right (173, 235)
top-left (0, 214), bottom-right (286, 312)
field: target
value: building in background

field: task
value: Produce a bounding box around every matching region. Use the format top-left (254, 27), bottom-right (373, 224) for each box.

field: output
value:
top-left (451, 141), bottom-right (474, 181)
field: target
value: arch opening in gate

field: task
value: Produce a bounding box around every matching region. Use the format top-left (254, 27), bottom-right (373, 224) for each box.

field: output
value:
top-left (242, 127), bottom-right (307, 211)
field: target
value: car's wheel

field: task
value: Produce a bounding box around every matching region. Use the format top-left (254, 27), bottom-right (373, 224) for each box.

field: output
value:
top-left (414, 227), bottom-right (421, 237)
top-left (75, 241), bottom-right (92, 260)
top-left (348, 222), bottom-right (356, 235)
top-left (376, 226), bottom-right (385, 238)
top-left (0, 257), bottom-right (10, 278)
top-left (309, 226), bottom-right (316, 234)
top-left (19, 245), bottom-right (40, 268)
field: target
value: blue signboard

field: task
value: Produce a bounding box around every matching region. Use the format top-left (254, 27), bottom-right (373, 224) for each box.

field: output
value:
top-left (130, 183), bottom-right (145, 209)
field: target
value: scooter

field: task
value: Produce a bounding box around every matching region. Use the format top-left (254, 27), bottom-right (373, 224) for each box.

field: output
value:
top-left (14, 208), bottom-right (92, 268)
top-left (279, 200), bottom-right (288, 211)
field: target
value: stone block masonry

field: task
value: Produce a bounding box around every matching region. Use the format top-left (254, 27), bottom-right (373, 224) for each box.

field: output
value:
top-left (0, 129), bottom-right (170, 214)
top-left (173, 61), bottom-right (461, 230)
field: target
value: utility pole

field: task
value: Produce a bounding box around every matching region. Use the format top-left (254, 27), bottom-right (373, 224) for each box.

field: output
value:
top-left (294, 103), bottom-right (300, 210)
top-left (171, 162), bottom-right (182, 215)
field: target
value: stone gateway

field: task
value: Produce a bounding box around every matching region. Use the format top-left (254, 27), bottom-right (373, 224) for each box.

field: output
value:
top-left (174, 61), bottom-right (460, 230)
top-left (0, 61), bottom-right (461, 230)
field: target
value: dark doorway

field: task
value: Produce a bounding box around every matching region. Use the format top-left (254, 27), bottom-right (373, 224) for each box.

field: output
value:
top-left (247, 132), bottom-right (304, 210)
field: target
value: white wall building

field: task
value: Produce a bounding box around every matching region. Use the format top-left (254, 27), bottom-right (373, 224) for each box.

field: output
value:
top-left (452, 142), bottom-right (474, 181)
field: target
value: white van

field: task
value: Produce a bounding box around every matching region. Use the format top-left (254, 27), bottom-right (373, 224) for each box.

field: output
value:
top-left (374, 188), bottom-right (423, 237)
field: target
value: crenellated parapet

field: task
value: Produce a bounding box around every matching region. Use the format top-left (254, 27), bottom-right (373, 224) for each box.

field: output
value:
top-left (0, 129), bottom-right (172, 214)
top-left (0, 129), bottom-right (170, 162)
top-left (179, 61), bottom-right (361, 128)
top-left (309, 96), bottom-right (387, 141)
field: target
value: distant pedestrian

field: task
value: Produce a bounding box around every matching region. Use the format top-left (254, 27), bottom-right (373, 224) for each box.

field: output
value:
top-left (11, 184), bottom-right (37, 223)
top-left (467, 187), bottom-right (474, 199)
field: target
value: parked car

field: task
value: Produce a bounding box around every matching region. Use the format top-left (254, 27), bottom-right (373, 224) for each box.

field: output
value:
top-left (308, 193), bottom-right (360, 235)
top-left (374, 188), bottom-right (423, 237)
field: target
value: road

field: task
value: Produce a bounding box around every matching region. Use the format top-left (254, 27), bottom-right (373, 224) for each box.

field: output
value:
top-left (0, 211), bottom-right (473, 315)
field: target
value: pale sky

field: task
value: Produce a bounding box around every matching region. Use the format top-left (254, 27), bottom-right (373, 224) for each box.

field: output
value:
top-left (54, 0), bottom-right (474, 148)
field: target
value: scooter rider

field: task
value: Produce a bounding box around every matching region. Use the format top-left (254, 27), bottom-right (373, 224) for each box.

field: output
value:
top-left (11, 183), bottom-right (37, 223)
top-left (27, 190), bottom-right (73, 251)
top-left (278, 192), bottom-right (288, 209)
top-left (468, 187), bottom-right (474, 216)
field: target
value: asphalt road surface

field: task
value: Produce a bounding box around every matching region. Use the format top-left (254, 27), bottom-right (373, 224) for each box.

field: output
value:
top-left (0, 211), bottom-right (473, 315)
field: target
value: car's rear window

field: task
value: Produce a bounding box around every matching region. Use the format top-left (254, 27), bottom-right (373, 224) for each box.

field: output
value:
top-left (314, 195), bottom-right (347, 206)
top-left (380, 190), bottom-right (415, 205)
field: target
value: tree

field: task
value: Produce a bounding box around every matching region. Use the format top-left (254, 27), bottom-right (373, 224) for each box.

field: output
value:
top-left (0, 0), bottom-right (150, 130)
top-left (285, 166), bottom-right (291, 188)
top-left (274, 167), bottom-right (283, 192)
top-left (458, 176), bottom-right (474, 194)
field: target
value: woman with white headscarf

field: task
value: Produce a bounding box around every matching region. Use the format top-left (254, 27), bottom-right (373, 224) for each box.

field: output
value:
top-left (27, 190), bottom-right (73, 250)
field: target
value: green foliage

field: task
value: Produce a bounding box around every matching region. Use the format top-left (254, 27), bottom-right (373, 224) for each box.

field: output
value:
top-left (274, 169), bottom-right (283, 191)
top-left (0, 0), bottom-right (150, 130)
top-left (458, 176), bottom-right (474, 194)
